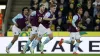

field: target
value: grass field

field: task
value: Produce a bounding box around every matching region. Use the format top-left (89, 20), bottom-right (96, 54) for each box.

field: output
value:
top-left (0, 54), bottom-right (100, 56)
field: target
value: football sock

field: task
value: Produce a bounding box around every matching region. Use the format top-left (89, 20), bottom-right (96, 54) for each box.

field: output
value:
top-left (7, 42), bottom-right (13, 49)
top-left (73, 42), bottom-right (80, 52)
top-left (32, 39), bottom-right (39, 49)
top-left (43, 37), bottom-right (51, 45)
top-left (63, 40), bottom-right (71, 44)
top-left (25, 40), bottom-right (31, 49)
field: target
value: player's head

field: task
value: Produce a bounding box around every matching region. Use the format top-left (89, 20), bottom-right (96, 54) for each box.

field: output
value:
top-left (50, 4), bottom-right (57, 13)
top-left (39, 4), bottom-right (45, 12)
top-left (22, 7), bottom-right (29, 15)
top-left (76, 7), bottom-right (83, 15)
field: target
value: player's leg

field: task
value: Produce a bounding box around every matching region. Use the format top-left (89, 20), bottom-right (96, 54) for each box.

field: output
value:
top-left (43, 28), bottom-right (53, 44)
top-left (23, 26), bottom-right (37, 53)
top-left (30, 30), bottom-right (44, 54)
top-left (30, 24), bottom-right (46, 54)
top-left (30, 37), bottom-right (41, 54)
top-left (59, 32), bottom-right (75, 46)
top-left (6, 25), bottom-right (20, 53)
top-left (73, 32), bottom-right (81, 54)
top-left (40, 28), bottom-right (53, 54)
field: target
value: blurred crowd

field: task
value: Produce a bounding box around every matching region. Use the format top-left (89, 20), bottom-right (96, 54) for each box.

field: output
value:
top-left (8, 0), bottom-right (100, 31)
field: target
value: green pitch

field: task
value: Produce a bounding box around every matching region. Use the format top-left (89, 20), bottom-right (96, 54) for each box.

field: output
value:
top-left (0, 54), bottom-right (100, 56)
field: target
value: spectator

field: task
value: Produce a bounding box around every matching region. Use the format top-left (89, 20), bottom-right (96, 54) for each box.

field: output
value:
top-left (68, 3), bottom-right (75, 14)
top-left (60, 0), bottom-right (64, 4)
top-left (30, 0), bottom-right (39, 10)
top-left (65, 11), bottom-right (73, 31)
top-left (59, 4), bottom-right (64, 12)
top-left (69, 0), bottom-right (75, 4)
top-left (93, 0), bottom-right (100, 7)
top-left (83, 0), bottom-right (94, 16)
top-left (78, 0), bottom-right (84, 5)
top-left (82, 11), bottom-right (93, 31)
top-left (55, 11), bottom-right (64, 31)
top-left (94, 12), bottom-right (100, 30)
top-left (55, 19), bottom-right (63, 31)
top-left (33, 4), bottom-right (39, 10)
top-left (93, 4), bottom-right (100, 17)
top-left (39, 0), bottom-right (49, 9)
top-left (94, 19), bottom-right (100, 31)
top-left (59, 0), bottom-right (67, 7)
top-left (94, 12), bottom-right (100, 20)
top-left (49, 0), bottom-right (57, 5)
top-left (66, 11), bottom-right (73, 24)
top-left (69, 0), bottom-right (77, 7)
top-left (57, 4), bottom-right (66, 16)
top-left (30, 0), bottom-right (39, 7)
top-left (58, 0), bottom-right (67, 16)
top-left (50, 24), bottom-right (55, 31)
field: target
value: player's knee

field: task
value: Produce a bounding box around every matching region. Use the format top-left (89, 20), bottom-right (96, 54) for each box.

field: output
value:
top-left (49, 36), bottom-right (53, 40)
top-left (48, 33), bottom-right (53, 40)
top-left (71, 41), bottom-right (75, 45)
top-left (76, 39), bottom-right (80, 43)
top-left (48, 35), bottom-right (53, 40)
top-left (36, 37), bottom-right (41, 41)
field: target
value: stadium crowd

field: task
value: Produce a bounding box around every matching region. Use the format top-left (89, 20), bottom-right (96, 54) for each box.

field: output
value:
top-left (30, 0), bottom-right (100, 31)
top-left (8, 0), bottom-right (100, 31)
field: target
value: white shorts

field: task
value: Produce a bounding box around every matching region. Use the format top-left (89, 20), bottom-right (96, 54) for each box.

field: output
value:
top-left (29, 26), bottom-right (38, 38)
top-left (37, 24), bottom-right (52, 38)
top-left (31, 26), bottom-right (38, 34)
top-left (70, 32), bottom-right (81, 41)
top-left (12, 25), bottom-right (21, 35)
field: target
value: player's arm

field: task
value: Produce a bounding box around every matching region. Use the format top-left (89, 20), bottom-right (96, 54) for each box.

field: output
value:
top-left (72, 15), bottom-right (78, 30)
top-left (43, 12), bottom-right (56, 21)
top-left (12, 14), bottom-right (22, 26)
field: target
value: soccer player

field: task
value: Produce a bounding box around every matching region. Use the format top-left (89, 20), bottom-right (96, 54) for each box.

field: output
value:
top-left (6, 7), bottom-right (29, 53)
top-left (31, 4), bottom-right (57, 54)
top-left (23, 4), bottom-right (46, 54)
top-left (59, 7), bottom-right (83, 54)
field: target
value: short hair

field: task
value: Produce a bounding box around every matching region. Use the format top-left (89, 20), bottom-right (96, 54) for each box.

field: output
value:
top-left (30, 7), bottom-right (35, 11)
top-left (50, 4), bottom-right (57, 8)
top-left (22, 7), bottom-right (29, 13)
top-left (39, 3), bottom-right (44, 8)
top-left (75, 7), bottom-right (82, 13)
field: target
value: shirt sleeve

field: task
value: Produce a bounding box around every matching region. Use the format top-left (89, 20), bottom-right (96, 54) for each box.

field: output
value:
top-left (43, 12), bottom-right (50, 18)
top-left (12, 13), bottom-right (23, 24)
top-left (72, 15), bottom-right (78, 28)
top-left (30, 11), bottom-right (36, 16)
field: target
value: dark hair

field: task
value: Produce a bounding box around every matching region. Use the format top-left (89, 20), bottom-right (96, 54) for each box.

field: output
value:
top-left (22, 7), bottom-right (29, 13)
top-left (75, 7), bottom-right (82, 13)
top-left (30, 7), bottom-right (35, 11)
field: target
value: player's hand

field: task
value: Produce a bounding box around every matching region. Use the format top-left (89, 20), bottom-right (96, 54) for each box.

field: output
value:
top-left (38, 17), bottom-right (42, 22)
top-left (14, 23), bottom-right (18, 27)
top-left (76, 27), bottom-right (80, 32)
top-left (51, 15), bottom-right (56, 20)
